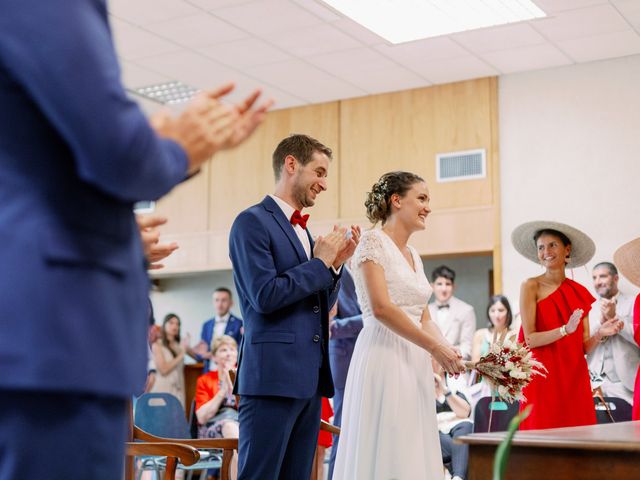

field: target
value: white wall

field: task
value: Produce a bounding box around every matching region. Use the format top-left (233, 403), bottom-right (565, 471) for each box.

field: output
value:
top-left (500, 54), bottom-right (640, 313)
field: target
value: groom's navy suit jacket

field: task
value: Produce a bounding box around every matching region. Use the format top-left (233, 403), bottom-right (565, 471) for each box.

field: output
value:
top-left (229, 195), bottom-right (339, 399)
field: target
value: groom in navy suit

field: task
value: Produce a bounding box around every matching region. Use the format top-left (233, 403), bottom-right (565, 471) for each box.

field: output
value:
top-left (229, 134), bottom-right (360, 480)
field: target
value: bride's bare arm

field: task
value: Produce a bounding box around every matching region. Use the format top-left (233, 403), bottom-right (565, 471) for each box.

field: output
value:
top-left (361, 260), bottom-right (464, 374)
top-left (420, 307), bottom-right (465, 373)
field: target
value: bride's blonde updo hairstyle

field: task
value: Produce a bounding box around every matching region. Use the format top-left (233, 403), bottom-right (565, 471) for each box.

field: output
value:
top-left (365, 171), bottom-right (424, 225)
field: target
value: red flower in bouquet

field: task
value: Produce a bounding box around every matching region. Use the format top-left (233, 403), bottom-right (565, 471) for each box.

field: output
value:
top-left (465, 334), bottom-right (546, 403)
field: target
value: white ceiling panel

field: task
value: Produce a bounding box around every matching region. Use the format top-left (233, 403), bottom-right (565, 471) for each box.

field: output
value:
top-left (267, 23), bottom-right (362, 57)
top-left (532, 0), bottom-right (609, 14)
top-left (557, 29), bottom-right (640, 62)
top-left (198, 38), bottom-right (292, 68)
top-left (135, 50), bottom-right (251, 90)
top-left (119, 60), bottom-right (172, 88)
top-left (481, 43), bottom-right (572, 74)
top-left (216, 77), bottom-right (307, 110)
top-left (108, 0), bottom-right (640, 110)
top-left (329, 18), bottom-right (387, 46)
top-left (289, 0), bottom-right (342, 21)
top-left (412, 56), bottom-right (499, 85)
top-left (308, 47), bottom-right (429, 94)
top-left (531, 4), bottom-right (630, 42)
top-left (111, 17), bottom-right (182, 60)
top-left (375, 37), bottom-right (470, 66)
top-left (452, 23), bottom-right (547, 54)
top-left (187, 0), bottom-right (254, 9)
top-left (107, 0), bottom-right (199, 25)
top-left (245, 59), bottom-right (366, 102)
top-left (611, 0), bottom-right (640, 29)
top-left (214, 0), bottom-right (324, 35)
top-left (144, 13), bottom-right (247, 49)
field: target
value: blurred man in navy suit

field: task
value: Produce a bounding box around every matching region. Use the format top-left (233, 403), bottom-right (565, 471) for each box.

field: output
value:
top-left (0, 2), bottom-right (270, 478)
top-left (196, 287), bottom-right (244, 371)
top-left (327, 266), bottom-right (363, 479)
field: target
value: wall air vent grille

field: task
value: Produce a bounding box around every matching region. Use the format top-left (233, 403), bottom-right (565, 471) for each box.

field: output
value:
top-left (436, 149), bottom-right (486, 182)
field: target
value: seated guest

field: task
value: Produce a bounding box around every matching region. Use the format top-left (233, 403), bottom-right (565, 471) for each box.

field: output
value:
top-left (195, 288), bottom-right (243, 371)
top-left (151, 313), bottom-right (194, 409)
top-left (434, 360), bottom-right (472, 480)
top-left (195, 335), bottom-right (239, 478)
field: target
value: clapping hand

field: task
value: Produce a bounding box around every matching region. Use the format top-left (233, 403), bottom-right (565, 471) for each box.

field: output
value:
top-left (565, 308), bottom-right (584, 334)
top-left (332, 225), bottom-right (361, 269)
top-left (600, 298), bottom-right (617, 322)
top-left (598, 317), bottom-right (624, 338)
top-left (180, 332), bottom-right (192, 351)
top-left (136, 214), bottom-right (179, 270)
top-left (150, 83), bottom-right (273, 175)
top-left (313, 227), bottom-right (348, 268)
top-left (218, 365), bottom-right (235, 396)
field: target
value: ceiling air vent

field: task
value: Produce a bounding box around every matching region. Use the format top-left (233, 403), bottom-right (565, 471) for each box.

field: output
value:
top-left (436, 149), bottom-right (486, 183)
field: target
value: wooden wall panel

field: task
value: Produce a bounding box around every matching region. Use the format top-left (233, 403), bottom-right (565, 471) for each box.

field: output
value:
top-left (154, 163), bottom-right (210, 234)
top-left (339, 78), bottom-right (495, 217)
top-left (153, 78), bottom-right (499, 274)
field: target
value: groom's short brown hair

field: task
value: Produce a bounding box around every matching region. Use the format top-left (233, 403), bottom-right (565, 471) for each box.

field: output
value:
top-left (272, 134), bottom-right (332, 181)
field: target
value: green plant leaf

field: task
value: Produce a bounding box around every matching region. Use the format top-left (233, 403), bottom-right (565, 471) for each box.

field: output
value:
top-left (493, 405), bottom-right (532, 480)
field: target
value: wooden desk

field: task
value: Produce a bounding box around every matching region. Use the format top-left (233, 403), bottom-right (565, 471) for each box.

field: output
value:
top-left (457, 421), bottom-right (640, 480)
top-left (184, 363), bottom-right (204, 419)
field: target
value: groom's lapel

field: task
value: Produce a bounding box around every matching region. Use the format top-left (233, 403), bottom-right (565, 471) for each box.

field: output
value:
top-left (307, 229), bottom-right (315, 258)
top-left (261, 196), bottom-right (307, 264)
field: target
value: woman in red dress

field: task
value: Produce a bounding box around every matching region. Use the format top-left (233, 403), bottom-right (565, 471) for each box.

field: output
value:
top-left (512, 221), bottom-right (623, 430)
top-left (614, 237), bottom-right (640, 420)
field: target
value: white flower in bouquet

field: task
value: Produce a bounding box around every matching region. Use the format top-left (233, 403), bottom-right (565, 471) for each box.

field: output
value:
top-left (464, 331), bottom-right (547, 403)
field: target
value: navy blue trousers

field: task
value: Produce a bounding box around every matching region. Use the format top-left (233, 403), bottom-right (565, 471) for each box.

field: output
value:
top-left (238, 393), bottom-right (322, 480)
top-left (0, 390), bottom-right (128, 480)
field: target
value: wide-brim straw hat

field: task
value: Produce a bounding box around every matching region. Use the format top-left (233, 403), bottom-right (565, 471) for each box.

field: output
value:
top-left (511, 220), bottom-right (595, 268)
top-left (614, 237), bottom-right (640, 287)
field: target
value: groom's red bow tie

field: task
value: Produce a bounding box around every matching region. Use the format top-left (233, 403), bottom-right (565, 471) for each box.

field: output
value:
top-left (290, 209), bottom-right (309, 229)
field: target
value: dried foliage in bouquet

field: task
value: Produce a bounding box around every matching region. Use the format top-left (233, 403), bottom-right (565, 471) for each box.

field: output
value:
top-left (465, 331), bottom-right (547, 403)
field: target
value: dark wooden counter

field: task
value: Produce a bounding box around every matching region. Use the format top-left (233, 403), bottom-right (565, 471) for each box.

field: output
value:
top-left (457, 421), bottom-right (640, 480)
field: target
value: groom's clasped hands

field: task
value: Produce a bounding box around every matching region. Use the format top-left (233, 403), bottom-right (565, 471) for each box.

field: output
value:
top-left (314, 225), bottom-right (361, 269)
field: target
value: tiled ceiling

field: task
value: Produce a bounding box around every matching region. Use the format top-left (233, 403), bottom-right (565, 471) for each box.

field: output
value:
top-left (110, 0), bottom-right (640, 111)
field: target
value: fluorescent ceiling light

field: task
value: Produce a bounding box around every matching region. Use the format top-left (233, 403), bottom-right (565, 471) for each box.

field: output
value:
top-left (320, 0), bottom-right (547, 44)
top-left (131, 81), bottom-right (200, 105)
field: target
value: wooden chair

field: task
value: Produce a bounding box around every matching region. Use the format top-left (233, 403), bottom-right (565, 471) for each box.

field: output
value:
top-left (125, 442), bottom-right (200, 480)
top-left (228, 370), bottom-right (340, 480)
top-left (126, 398), bottom-right (238, 480)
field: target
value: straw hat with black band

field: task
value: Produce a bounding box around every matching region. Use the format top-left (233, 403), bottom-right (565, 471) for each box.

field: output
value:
top-left (614, 237), bottom-right (640, 288)
top-left (511, 220), bottom-right (595, 268)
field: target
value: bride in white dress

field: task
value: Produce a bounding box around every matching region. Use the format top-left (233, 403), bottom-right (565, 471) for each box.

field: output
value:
top-left (333, 171), bottom-right (466, 480)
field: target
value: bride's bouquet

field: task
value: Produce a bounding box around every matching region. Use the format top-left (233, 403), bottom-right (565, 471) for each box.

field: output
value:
top-left (465, 333), bottom-right (546, 403)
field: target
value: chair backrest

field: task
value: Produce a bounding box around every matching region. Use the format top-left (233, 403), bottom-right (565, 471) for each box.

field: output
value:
top-left (188, 399), bottom-right (199, 439)
top-left (594, 396), bottom-right (633, 423)
top-left (473, 397), bottom-right (520, 433)
top-left (134, 393), bottom-right (191, 439)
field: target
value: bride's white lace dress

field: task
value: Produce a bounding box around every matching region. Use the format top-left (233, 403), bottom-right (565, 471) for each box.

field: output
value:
top-left (333, 229), bottom-right (443, 480)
